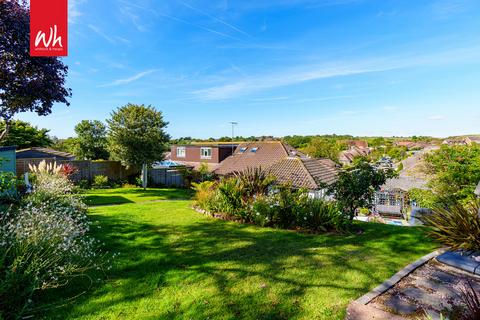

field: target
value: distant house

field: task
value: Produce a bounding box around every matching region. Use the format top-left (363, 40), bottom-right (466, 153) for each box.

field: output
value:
top-left (465, 136), bottom-right (480, 145)
top-left (215, 141), bottom-right (338, 197)
top-left (0, 146), bottom-right (17, 174)
top-left (394, 141), bottom-right (429, 150)
top-left (339, 146), bottom-right (371, 165)
top-left (16, 147), bottom-right (75, 161)
top-left (442, 138), bottom-right (469, 146)
top-left (346, 140), bottom-right (368, 149)
top-left (169, 143), bottom-right (239, 171)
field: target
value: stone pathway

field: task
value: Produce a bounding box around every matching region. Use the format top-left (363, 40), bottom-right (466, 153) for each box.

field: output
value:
top-left (369, 259), bottom-right (480, 319)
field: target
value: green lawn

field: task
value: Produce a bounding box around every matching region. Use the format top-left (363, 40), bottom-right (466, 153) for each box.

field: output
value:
top-left (42, 190), bottom-right (437, 320)
top-left (82, 187), bottom-right (194, 205)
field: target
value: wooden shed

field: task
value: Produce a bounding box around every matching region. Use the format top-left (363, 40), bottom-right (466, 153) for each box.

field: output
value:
top-left (0, 146), bottom-right (17, 174)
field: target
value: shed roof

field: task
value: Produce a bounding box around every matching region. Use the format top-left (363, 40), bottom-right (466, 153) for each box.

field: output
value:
top-left (16, 147), bottom-right (75, 159)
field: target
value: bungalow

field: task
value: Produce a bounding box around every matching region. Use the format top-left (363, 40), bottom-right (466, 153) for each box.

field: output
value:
top-left (215, 141), bottom-right (338, 197)
top-left (465, 136), bottom-right (480, 145)
top-left (339, 146), bottom-right (371, 165)
top-left (214, 141), bottom-right (301, 175)
top-left (169, 143), bottom-right (239, 171)
top-left (345, 140), bottom-right (368, 149)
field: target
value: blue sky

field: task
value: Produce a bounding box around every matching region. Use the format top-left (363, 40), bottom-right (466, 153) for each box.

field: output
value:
top-left (20, 0), bottom-right (480, 138)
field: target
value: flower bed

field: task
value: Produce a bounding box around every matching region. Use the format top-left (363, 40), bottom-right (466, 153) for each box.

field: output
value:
top-left (192, 168), bottom-right (350, 233)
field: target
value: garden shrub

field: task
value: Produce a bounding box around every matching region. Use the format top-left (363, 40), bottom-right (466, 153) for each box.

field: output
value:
top-left (77, 179), bottom-right (91, 189)
top-left (93, 175), bottom-right (109, 188)
top-left (420, 200), bottom-right (480, 251)
top-left (193, 170), bottom-right (351, 232)
top-left (408, 188), bottom-right (437, 209)
top-left (192, 181), bottom-right (217, 214)
top-left (0, 163), bottom-right (103, 319)
top-left (215, 178), bottom-right (243, 216)
top-left (233, 167), bottom-right (276, 202)
top-left (0, 171), bottom-right (21, 204)
top-left (298, 199), bottom-right (349, 232)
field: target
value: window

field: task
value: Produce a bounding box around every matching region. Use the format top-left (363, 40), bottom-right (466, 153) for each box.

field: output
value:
top-left (239, 147), bottom-right (247, 153)
top-left (250, 147), bottom-right (258, 153)
top-left (200, 147), bottom-right (212, 159)
top-left (176, 147), bottom-right (186, 158)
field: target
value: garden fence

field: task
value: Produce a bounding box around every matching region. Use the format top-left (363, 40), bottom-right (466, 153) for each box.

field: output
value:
top-left (16, 158), bottom-right (186, 187)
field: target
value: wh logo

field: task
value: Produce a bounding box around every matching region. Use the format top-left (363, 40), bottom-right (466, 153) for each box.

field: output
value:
top-left (35, 25), bottom-right (63, 48)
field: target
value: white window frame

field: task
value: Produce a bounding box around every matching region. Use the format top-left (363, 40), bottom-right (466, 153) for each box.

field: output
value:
top-left (200, 147), bottom-right (212, 159)
top-left (176, 147), bottom-right (186, 158)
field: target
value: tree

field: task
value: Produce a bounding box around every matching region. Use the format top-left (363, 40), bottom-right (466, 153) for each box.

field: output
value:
top-left (74, 120), bottom-right (109, 160)
top-left (327, 160), bottom-right (395, 220)
top-left (303, 137), bottom-right (342, 162)
top-left (0, 1), bottom-right (71, 140)
top-left (51, 137), bottom-right (79, 155)
top-left (0, 120), bottom-right (52, 148)
top-left (107, 104), bottom-right (170, 188)
top-left (423, 145), bottom-right (480, 204)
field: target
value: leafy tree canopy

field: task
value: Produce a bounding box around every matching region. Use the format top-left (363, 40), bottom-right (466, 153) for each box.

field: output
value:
top-left (107, 104), bottom-right (170, 168)
top-left (0, 120), bottom-right (52, 148)
top-left (423, 144), bottom-right (480, 204)
top-left (0, 1), bottom-right (71, 140)
top-left (51, 137), bottom-right (79, 155)
top-left (327, 160), bottom-right (396, 220)
top-left (74, 120), bottom-right (109, 160)
top-left (303, 137), bottom-right (344, 162)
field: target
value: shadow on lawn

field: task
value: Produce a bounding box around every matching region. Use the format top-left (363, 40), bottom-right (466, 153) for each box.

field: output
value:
top-left (42, 214), bottom-right (435, 319)
top-left (100, 188), bottom-right (194, 199)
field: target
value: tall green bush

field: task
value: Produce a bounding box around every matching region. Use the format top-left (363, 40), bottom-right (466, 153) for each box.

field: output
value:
top-left (420, 200), bottom-right (480, 251)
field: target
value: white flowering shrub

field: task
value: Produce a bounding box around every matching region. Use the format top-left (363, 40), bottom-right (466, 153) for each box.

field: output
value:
top-left (0, 167), bottom-right (103, 319)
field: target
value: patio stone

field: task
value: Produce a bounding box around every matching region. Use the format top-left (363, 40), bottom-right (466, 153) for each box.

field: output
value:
top-left (400, 287), bottom-right (448, 310)
top-left (383, 295), bottom-right (419, 315)
top-left (436, 251), bottom-right (480, 274)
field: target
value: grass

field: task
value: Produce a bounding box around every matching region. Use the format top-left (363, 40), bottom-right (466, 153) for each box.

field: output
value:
top-left (40, 189), bottom-right (438, 320)
top-left (82, 187), bottom-right (193, 205)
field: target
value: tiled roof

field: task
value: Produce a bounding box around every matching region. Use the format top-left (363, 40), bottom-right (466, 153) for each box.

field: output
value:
top-left (339, 146), bottom-right (371, 163)
top-left (215, 141), bottom-right (294, 175)
top-left (268, 157), bottom-right (338, 190)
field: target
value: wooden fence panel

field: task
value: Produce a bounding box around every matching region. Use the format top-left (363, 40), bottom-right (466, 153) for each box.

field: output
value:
top-left (15, 159), bottom-right (185, 187)
top-left (149, 168), bottom-right (185, 187)
top-left (16, 159), bottom-right (139, 183)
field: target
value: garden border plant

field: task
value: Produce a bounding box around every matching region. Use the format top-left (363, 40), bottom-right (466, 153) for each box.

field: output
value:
top-left (192, 167), bottom-right (350, 233)
top-left (0, 161), bottom-right (106, 319)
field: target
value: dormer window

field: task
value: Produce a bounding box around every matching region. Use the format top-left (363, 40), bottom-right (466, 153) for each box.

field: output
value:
top-left (251, 147), bottom-right (258, 153)
top-left (239, 147), bottom-right (247, 153)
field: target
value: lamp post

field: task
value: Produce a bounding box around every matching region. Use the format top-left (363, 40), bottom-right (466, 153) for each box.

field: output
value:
top-left (229, 121), bottom-right (238, 156)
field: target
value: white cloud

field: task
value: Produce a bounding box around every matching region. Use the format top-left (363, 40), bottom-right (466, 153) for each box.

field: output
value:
top-left (99, 70), bottom-right (157, 87)
top-left (69, 0), bottom-right (86, 24)
top-left (87, 25), bottom-right (131, 45)
top-left (192, 44), bottom-right (480, 100)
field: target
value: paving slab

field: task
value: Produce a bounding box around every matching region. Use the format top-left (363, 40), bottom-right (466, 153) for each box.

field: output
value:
top-left (383, 295), bottom-right (419, 315)
top-left (436, 251), bottom-right (480, 274)
top-left (400, 287), bottom-right (449, 310)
